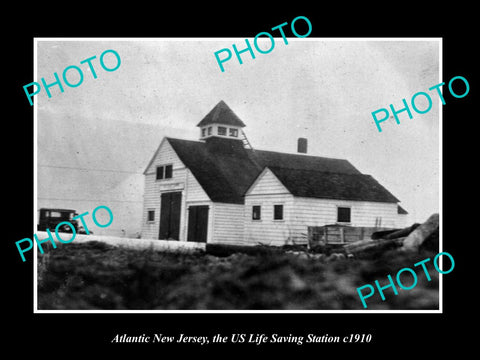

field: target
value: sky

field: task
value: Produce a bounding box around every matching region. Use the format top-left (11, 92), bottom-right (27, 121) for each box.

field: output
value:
top-left (36, 38), bottom-right (440, 235)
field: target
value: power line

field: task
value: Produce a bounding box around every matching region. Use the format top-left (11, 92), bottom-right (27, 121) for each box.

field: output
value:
top-left (38, 197), bottom-right (142, 203)
top-left (38, 164), bottom-right (142, 174)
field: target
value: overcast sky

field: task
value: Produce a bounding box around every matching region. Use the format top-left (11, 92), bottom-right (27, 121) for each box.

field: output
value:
top-left (36, 38), bottom-right (440, 233)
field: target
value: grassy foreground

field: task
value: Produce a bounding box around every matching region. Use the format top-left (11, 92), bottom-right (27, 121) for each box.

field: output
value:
top-left (37, 241), bottom-right (439, 310)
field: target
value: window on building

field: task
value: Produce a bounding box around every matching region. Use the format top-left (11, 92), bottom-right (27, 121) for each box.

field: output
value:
top-left (147, 210), bottom-right (155, 222)
top-left (229, 128), bottom-right (238, 137)
top-left (156, 165), bottom-right (173, 180)
top-left (252, 205), bottom-right (261, 220)
top-left (201, 128), bottom-right (206, 137)
top-left (337, 207), bottom-right (351, 223)
top-left (156, 166), bottom-right (164, 180)
top-left (218, 126), bottom-right (227, 135)
top-left (165, 164), bottom-right (173, 179)
top-left (274, 204), bottom-right (284, 220)
top-left (208, 126), bottom-right (212, 135)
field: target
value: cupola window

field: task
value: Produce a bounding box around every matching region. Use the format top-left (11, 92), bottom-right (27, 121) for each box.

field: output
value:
top-left (218, 126), bottom-right (227, 136)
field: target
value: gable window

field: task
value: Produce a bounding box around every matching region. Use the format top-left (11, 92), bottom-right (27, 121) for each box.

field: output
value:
top-left (201, 128), bottom-right (206, 137)
top-left (208, 126), bottom-right (212, 135)
top-left (164, 164), bottom-right (173, 178)
top-left (229, 128), bottom-right (238, 137)
top-left (218, 126), bottom-right (227, 136)
top-left (147, 210), bottom-right (155, 222)
top-left (156, 164), bottom-right (173, 180)
top-left (156, 166), bottom-right (164, 180)
top-left (252, 205), bottom-right (261, 220)
top-left (273, 204), bottom-right (284, 220)
top-left (337, 207), bottom-right (351, 223)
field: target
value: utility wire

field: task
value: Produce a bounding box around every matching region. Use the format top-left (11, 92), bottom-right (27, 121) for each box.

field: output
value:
top-left (38, 197), bottom-right (142, 203)
top-left (38, 164), bottom-right (142, 174)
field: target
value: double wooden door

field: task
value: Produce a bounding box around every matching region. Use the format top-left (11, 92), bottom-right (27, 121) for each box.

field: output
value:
top-left (187, 205), bottom-right (209, 243)
top-left (159, 192), bottom-right (182, 240)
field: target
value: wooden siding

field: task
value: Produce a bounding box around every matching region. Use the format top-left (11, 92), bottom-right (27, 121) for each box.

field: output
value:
top-left (211, 203), bottom-right (245, 245)
top-left (185, 169), bottom-right (210, 203)
top-left (246, 169), bottom-right (290, 196)
top-left (244, 194), bottom-right (295, 246)
top-left (244, 168), bottom-right (295, 246)
top-left (396, 213), bottom-right (408, 228)
top-left (141, 139), bottom-right (211, 240)
top-left (244, 168), bottom-right (401, 246)
top-left (287, 197), bottom-right (400, 244)
top-left (144, 139), bottom-right (184, 175)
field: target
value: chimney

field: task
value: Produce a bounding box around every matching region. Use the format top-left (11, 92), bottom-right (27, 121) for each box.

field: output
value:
top-left (297, 137), bottom-right (307, 154)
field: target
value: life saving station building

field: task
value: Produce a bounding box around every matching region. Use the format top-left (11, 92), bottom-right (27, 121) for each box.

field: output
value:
top-left (141, 101), bottom-right (407, 246)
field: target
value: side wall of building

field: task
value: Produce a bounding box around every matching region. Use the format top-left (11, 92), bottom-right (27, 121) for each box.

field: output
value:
top-left (244, 169), bottom-right (401, 246)
top-left (288, 197), bottom-right (400, 243)
top-left (244, 170), bottom-right (296, 246)
top-left (210, 203), bottom-right (246, 245)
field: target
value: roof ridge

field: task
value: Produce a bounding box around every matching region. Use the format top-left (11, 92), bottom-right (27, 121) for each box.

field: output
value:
top-left (166, 136), bottom-right (203, 144)
top-left (168, 139), bottom-right (353, 165)
top-left (250, 148), bottom-right (351, 161)
top-left (268, 165), bottom-right (366, 176)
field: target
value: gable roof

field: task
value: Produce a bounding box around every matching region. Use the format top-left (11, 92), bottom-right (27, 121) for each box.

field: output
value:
top-left (159, 136), bottom-right (399, 205)
top-left (167, 137), bottom-right (261, 204)
top-left (248, 149), bottom-right (361, 174)
top-left (196, 100), bottom-right (246, 128)
top-left (266, 166), bottom-right (400, 203)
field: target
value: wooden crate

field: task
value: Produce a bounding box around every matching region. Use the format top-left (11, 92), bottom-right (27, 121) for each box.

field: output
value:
top-left (307, 225), bottom-right (394, 249)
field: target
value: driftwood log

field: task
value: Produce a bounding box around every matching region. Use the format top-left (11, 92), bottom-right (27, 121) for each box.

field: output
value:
top-left (344, 214), bottom-right (438, 256)
top-left (344, 237), bottom-right (404, 255)
top-left (402, 213), bottom-right (439, 251)
top-left (371, 223), bottom-right (420, 240)
top-left (345, 223), bottom-right (417, 255)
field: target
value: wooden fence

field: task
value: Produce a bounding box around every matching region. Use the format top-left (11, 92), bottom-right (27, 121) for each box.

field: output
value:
top-left (307, 224), bottom-right (395, 249)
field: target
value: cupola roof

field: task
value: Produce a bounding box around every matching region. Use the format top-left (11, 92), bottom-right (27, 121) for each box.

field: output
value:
top-left (196, 100), bottom-right (246, 128)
